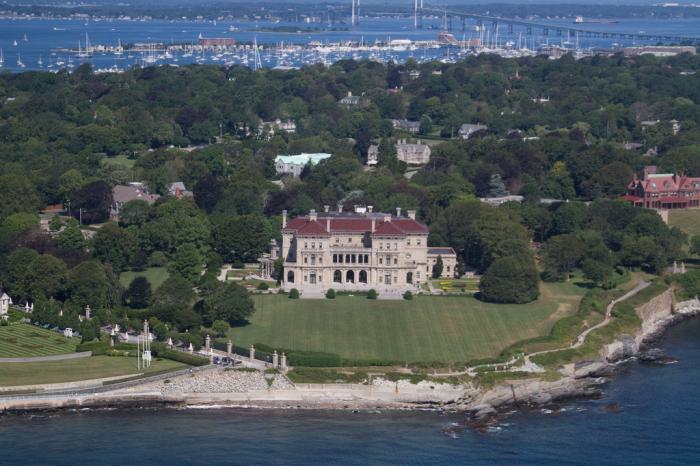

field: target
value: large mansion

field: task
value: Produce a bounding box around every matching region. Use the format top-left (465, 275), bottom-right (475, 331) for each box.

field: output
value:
top-left (267, 206), bottom-right (457, 294)
top-left (625, 166), bottom-right (700, 209)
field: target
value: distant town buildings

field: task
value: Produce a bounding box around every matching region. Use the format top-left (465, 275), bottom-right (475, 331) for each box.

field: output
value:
top-left (197, 36), bottom-right (235, 48)
top-left (111, 183), bottom-right (160, 219)
top-left (623, 45), bottom-right (696, 57)
top-left (458, 123), bottom-right (488, 139)
top-left (275, 153), bottom-right (332, 177)
top-left (624, 165), bottom-right (700, 209)
top-left (274, 205), bottom-right (457, 294)
top-left (395, 139), bottom-right (431, 165)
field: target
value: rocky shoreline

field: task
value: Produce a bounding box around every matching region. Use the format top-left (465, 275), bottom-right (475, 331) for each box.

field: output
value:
top-left (1, 289), bottom-right (698, 420)
top-left (452, 290), bottom-right (700, 424)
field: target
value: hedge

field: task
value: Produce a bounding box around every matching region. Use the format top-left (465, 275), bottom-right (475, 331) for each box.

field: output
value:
top-left (76, 340), bottom-right (110, 355)
top-left (151, 342), bottom-right (209, 366)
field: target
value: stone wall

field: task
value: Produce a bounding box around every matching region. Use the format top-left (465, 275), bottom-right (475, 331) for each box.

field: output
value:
top-left (635, 289), bottom-right (675, 337)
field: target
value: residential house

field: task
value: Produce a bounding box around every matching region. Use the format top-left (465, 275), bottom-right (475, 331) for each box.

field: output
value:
top-left (367, 145), bottom-right (379, 167)
top-left (275, 153), bottom-right (332, 177)
top-left (624, 165), bottom-right (700, 209)
top-left (458, 123), bottom-right (488, 139)
top-left (111, 183), bottom-right (160, 220)
top-left (168, 182), bottom-right (193, 199)
top-left (391, 119), bottom-right (421, 134)
top-left (395, 139), bottom-right (431, 165)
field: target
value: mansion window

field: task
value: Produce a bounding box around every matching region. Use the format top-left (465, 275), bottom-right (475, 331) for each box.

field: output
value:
top-left (348, 238), bottom-right (352, 243)
top-left (417, 239), bottom-right (422, 246)
top-left (394, 257), bottom-right (398, 265)
top-left (407, 239), bottom-right (411, 245)
top-left (304, 257), bottom-right (308, 264)
top-left (379, 257), bottom-right (383, 265)
top-left (304, 242), bottom-right (308, 249)
top-left (336, 238), bottom-right (340, 243)
top-left (311, 242), bottom-right (315, 249)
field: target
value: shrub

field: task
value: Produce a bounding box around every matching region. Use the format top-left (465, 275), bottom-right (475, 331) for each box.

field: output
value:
top-left (325, 288), bottom-right (336, 299)
top-left (367, 289), bottom-right (378, 300)
top-left (403, 291), bottom-right (413, 300)
top-left (76, 340), bottom-right (110, 355)
top-left (148, 251), bottom-right (168, 267)
top-left (288, 288), bottom-right (300, 299)
top-left (151, 342), bottom-right (209, 366)
top-left (232, 260), bottom-right (245, 269)
top-left (257, 282), bottom-right (270, 291)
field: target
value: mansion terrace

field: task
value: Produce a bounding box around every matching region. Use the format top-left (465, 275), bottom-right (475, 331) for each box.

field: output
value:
top-left (266, 206), bottom-right (456, 295)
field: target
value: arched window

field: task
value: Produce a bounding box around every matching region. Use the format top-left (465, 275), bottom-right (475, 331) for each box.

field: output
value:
top-left (287, 271), bottom-right (295, 283)
top-left (346, 270), bottom-right (355, 283)
top-left (359, 270), bottom-right (368, 283)
top-left (333, 270), bottom-right (342, 283)
top-left (406, 272), bottom-right (413, 284)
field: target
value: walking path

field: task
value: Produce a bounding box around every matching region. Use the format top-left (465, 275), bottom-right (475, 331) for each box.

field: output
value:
top-left (434, 280), bottom-right (651, 377)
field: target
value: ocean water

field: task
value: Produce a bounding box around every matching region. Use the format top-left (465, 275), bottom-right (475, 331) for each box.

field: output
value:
top-left (0, 16), bottom-right (698, 72)
top-left (1, 318), bottom-right (699, 465)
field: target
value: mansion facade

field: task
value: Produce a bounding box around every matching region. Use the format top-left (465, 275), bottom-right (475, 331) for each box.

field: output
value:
top-left (624, 166), bottom-right (700, 209)
top-left (270, 206), bottom-right (457, 294)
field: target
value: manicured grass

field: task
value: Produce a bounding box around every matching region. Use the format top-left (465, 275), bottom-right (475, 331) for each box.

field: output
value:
top-left (669, 209), bottom-right (700, 238)
top-left (0, 324), bottom-right (78, 358)
top-left (229, 282), bottom-right (584, 364)
top-left (120, 267), bottom-right (170, 290)
top-left (101, 154), bottom-right (136, 169)
top-left (0, 356), bottom-right (186, 387)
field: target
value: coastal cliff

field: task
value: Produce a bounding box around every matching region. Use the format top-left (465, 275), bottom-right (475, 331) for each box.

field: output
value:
top-left (456, 286), bottom-right (700, 418)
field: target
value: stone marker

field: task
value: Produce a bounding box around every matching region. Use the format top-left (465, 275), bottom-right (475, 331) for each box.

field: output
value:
top-left (272, 350), bottom-right (279, 368)
top-left (250, 344), bottom-right (255, 361)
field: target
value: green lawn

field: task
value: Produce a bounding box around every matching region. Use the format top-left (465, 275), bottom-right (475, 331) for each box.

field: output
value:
top-left (229, 282), bottom-right (584, 364)
top-left (120, 267), bottom-right (170, 290)
top-left (0, 356), bottom-right (186, 387)
top-left (0, 324), bottom-right (78, 358)
top-left (101, 154), bottom-right (136, 169)
top-left (669, 209), bottom-right (700, 238)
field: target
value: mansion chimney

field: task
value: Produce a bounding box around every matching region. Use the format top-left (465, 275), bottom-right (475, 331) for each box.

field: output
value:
top-left (282, 210), bottom-right (287, 228)
top-left (326, 217), bottom-right (331, 232)
top-left (368, 205), bottom-right (374, 213)
top-left (309, 209), bottom-right (317, 221)
top-left (396, 207), bottom-right (402, 217)
top-left (337, 202), bottom-right (343, 213)
top-left (407, 210), bottom-right (416, 220)
top-left (371, 218), bottom-right (376, 232)
top-left (324, 205), bottom-right (330, 213)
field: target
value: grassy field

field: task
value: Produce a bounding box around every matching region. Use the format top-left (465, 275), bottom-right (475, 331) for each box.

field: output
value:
top-left (669, 209), bottom-right (700, 238)
top-left (0, 356), bottom-right (186, 387)
top-left (229, 281), bottom-right (585, 364)
top-left (0, 324), bottom-right (78, 358)
top-left (120, 267), bottom-right (170, 290)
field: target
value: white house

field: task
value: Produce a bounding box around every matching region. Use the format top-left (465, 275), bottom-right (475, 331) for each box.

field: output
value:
top-left (275, 153), bottom-right (332, 177)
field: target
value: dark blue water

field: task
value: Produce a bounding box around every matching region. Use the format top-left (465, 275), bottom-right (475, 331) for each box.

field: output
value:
top-left (1, 319), bottom-right (699, 465)
top-left (0, 16), bottom-right (698, 72)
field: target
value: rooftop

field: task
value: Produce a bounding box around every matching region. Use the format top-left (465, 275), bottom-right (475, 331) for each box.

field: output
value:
top-left (283, 208), bottom-right (427, 236)
top-left (275, 153), bottom-right (332, 166)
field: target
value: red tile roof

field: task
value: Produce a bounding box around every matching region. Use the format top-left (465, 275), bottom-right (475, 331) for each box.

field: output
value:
top-left (296, 220), bottom-right (330, 236)
top-left (373, 221), bottom-right (406, 236)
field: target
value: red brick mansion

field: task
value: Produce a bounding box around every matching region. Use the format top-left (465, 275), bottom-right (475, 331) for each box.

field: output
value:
top-left (624, 166), bottom-right (700, 209)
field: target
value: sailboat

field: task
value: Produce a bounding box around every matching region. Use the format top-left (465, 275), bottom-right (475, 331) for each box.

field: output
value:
top-left (22, 33), bottom-right (28, 42)
top-left (76, 32), bottom-right (92, 58)
top-left (13, 40), bottom-right (18, 47)
top-left (16, 52), bottom-right (25, 68)
top-left (0, 49), bottom-right (4, 67)
top-left (114, 38), bottom-right (124, 58)
top-left (37, 55), bottom-right (43, 66)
